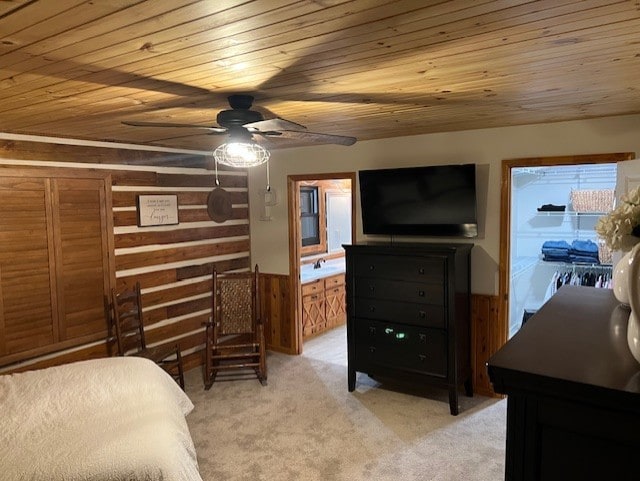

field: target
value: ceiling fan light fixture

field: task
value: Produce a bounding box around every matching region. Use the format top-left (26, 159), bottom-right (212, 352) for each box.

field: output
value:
top-left (213, 138), bottom-right (270, 168)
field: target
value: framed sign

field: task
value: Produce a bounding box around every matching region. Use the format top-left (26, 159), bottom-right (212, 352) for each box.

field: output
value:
top-left (136, 195), bottom-right (179, 227)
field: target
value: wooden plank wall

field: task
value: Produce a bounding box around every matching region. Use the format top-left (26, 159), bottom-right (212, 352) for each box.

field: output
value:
top-left (0, 139), bottom-right (250, 373)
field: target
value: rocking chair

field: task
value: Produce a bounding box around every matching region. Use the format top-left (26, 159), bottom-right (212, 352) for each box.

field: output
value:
top-left (111, 282), bottom-right (185, 389)
top-left (204, 265), bottom-right (267, 389)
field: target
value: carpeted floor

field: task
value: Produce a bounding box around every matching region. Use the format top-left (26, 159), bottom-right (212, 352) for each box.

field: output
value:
top-left (185, 326), bottom-right (506, 481)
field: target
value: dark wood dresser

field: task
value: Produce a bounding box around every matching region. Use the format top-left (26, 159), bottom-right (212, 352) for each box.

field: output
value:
top-left (344, 242), bottom-right (473, 415)
top-left (488, 285), bottom-right (640, 480)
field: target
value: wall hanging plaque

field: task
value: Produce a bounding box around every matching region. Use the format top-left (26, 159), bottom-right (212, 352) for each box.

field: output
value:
top-left (136, 194), bottom-right (179, 227)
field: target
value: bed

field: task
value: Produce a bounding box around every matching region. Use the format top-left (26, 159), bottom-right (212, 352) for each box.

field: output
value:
top-left (0, 356), bottom-right (203, 481)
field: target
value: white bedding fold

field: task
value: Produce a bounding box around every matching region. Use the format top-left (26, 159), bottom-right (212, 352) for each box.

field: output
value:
top-left (0, 357), bottom-right (202, 481)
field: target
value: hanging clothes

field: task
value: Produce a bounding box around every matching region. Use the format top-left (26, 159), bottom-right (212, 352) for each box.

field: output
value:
top-left (545, 266), bottom-right (612, 302)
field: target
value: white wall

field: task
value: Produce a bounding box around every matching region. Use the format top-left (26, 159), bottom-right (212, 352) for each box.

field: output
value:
top-left (248, 114), bottom-right (640, 295)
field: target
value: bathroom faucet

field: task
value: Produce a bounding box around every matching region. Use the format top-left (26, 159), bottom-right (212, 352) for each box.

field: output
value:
top-left (313, 259), bottom-right (326, 269)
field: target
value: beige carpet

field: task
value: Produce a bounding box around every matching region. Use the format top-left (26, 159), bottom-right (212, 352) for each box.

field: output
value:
top-left (185, 326), bottom-right (506, 480)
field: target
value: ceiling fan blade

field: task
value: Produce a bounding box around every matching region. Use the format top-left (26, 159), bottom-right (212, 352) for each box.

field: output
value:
top-left (245, 117), bottom-right (308, 132)
top-left (122, 120), bottom-right (226, 133)
top-left (269, 129), bottom-right (356, 146)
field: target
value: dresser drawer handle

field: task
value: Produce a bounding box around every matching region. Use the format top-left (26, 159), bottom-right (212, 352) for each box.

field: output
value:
top-left (418, 354), bottom-right (427, 362)
top-left (369, 346), bottom-right (376, 353)
top-left (369, 285), bottom-right (375, 293)
top-left (369, 326), bottom-right (376, 336)
top-left (419, 310), bottom-right (426, 319)
top-left (418, 267), bottom-right (425, 275)
top-left (418, 290), bottom-right (425, 297)
top-left (369, 305), bottom-right (376, 313)
top-left (369, 265), bottom-right (375, 271)
top-left (419, 333), bottom-right (427, 342)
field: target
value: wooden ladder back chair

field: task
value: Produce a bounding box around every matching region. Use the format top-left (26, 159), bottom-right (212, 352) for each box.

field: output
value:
top-left (204, 265), bottom-right (267, 389)
top-left (111, 282), bottom-right (185, 389)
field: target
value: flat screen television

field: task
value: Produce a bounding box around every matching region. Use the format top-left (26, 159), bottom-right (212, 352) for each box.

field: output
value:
top-left (359, 163), bottom-right (478, 237)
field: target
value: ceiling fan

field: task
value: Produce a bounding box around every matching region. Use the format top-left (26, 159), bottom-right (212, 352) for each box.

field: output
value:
top-left (122, 94), bottom-right (356, 151)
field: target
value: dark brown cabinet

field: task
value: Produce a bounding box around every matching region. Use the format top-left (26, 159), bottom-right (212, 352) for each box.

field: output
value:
top-left (345, 243), bottom-right (473, 415)
top-left (488, 286), bottom-right (640, 481)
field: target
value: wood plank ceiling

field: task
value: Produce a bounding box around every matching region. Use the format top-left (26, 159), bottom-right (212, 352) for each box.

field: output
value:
top-left (1, 0), bottom-right (639, 154)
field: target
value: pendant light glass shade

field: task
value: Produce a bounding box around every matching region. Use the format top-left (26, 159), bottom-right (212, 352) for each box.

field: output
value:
top-left (213, 140), bottom-right (270, 168)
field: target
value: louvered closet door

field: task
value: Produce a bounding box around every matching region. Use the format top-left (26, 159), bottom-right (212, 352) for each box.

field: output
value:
top-left (0, 171), bottom-right (113, 366)
top-left (0, 178), bottom-right (57, 357)
top-left (51, 178), bottom-right (111, 341)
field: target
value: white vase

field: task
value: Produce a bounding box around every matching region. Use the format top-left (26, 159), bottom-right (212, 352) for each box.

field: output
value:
top-left (624, 242), bottom-right (640, 364)
top-left (613, 249), bottom-right (634, 305)
top-left (628, 312), bottom-right (640, 364)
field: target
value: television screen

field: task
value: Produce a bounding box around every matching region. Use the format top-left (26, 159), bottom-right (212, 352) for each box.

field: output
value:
top-left (359, 164), bottom-right (478, 237)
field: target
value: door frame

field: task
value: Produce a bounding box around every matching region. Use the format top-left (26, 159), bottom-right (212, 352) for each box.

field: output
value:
top-left (287, 172), bottom-right (357, 353)
top-left (498, 152), bottom-right (635, 343)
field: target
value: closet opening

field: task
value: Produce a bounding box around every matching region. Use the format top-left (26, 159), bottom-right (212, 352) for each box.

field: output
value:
top-left (509, 163), bottom-right (616, 337)
top-left (499, 153), bottom-right (635, 341)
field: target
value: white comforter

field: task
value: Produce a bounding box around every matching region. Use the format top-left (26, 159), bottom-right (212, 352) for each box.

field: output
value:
top-left (0, 357), bottom-right (203, 481)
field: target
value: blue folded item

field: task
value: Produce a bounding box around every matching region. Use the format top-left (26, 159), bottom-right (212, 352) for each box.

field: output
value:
top-left (541, 239), bottom-right (600, 264)
top-left (570, 239), bottom-right (598, 255)
top-left (569, 254), bottom-right (600, 263)
top-left (541, 240), bottom-right (572, 250)
top-left (542, 248), bottom-right (572, 257)
top-left (543, 254), bottom-right (571, 262)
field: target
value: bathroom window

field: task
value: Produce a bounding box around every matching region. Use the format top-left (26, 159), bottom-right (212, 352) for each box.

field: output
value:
top-left (300, 187), bottom-right (320, 247)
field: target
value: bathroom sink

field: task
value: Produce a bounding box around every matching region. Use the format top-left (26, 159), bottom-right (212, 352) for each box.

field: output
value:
top-left (300, 259), bottom-right (345, 283)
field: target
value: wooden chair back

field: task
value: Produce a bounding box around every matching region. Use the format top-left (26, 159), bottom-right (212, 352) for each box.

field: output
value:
top-left (111, 282), bottom-right (146, 356)
top-left (215, 271), bottom-right (258, 336)
top-left (110, 281), bottom-right (185, 389)
top-left (205, 265), bottom-right (267, 388)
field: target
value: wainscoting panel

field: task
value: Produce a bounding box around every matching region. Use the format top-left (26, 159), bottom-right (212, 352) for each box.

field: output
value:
top-left (259, 273), bottom-right (295, 354)
top-left (471, 293), bottom-right (503, 397)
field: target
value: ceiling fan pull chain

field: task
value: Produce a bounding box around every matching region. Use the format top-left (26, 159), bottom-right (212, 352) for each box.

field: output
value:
top-left (265, 159), bottom-right (270, 192)
top-left (214, 156), bottom-right (220, 186)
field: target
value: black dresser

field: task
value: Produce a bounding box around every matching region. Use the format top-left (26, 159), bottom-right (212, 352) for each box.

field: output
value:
top-left (488, 286), bottom-right (640, 480)
top-left (344, 242), bottom-right (473, 415)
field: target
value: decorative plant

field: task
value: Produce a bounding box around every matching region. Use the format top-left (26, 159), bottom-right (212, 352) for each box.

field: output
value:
top-left (596, 186), bottom-right (640, 251)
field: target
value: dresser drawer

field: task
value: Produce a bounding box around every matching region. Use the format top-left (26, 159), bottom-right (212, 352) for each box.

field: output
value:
top-left (354, 320), bottom-right (447, 377)
top-left (354, 254), bottom-right (445, 282)
top-left (354, 298), bottom-right (445, 328)
top-left (355, 278), bottom-right (445, 305)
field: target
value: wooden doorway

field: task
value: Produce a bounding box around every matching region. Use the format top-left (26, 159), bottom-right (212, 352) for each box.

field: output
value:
top-left (287, 172), bottom-right (356, 353)
top-left (498, 152), bottom-right (635, 344)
